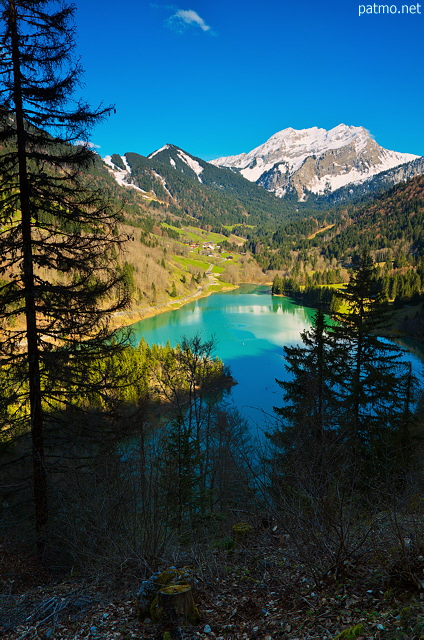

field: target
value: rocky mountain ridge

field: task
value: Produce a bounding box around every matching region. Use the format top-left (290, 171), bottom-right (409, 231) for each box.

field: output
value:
top-left (103, 125), bottom-right (423, 212)
top-left (210, 124), bottom-right (420, 200)
top-left (315, 154), bottom-right (424, 206)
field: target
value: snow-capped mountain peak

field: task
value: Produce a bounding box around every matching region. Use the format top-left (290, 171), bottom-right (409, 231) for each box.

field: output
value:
top-left (210, 124), bottom-right (419, 200)
top-left (148, 144), bottom-right (172, 159)
top-left (148, 144), bottom-right (205, 182)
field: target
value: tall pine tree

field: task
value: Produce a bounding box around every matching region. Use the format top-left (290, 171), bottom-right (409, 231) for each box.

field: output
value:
top-left (272, 309), bottom-right (339, 458)
top-left (331, 253), bottom-right (414, 462)
top-left (0, 0), bottom-right (130, 557)
top-left (270, 254), bottom-right (416, 485)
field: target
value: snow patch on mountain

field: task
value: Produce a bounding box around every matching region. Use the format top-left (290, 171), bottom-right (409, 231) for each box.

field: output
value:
top-left (309, 168), bottom-right (387, 195)
top-left (240, 158), bottom-right (283, 183)
top-left (176, 149), bottom-right (204, 181)
top-left (149, 144), bottom-right (172, 159)
top-left (148, 144), bottom-right (205, 182)
top-left (103, 155), bottom-right (147, 193)
top-left (152, 171), bottom-right (172, 199)
top-left (121, 154), bottom-right (132, 174)
top-left (307, 151), bottom-right (417, 197)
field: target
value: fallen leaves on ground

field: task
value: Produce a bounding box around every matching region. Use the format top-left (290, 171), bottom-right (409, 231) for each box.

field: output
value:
top-left (2, 534), bottom-right (424, 640)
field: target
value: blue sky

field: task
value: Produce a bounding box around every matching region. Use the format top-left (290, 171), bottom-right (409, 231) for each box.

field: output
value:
top-left (73, 0), bottom-right (424, 160)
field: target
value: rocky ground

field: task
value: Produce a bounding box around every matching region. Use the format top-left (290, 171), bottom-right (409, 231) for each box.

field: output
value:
top-left (1, 533), bottom-right (424, 640)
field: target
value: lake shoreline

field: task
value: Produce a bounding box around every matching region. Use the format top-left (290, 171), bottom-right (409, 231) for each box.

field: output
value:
top-left (272, 292), bottom-right (424, 346)
top-left (112, 283), bottom-right (423, 354)
top-left (110, 282), bottom-right (250, 330)
top-left (117, 284), bottom-right (424, 426)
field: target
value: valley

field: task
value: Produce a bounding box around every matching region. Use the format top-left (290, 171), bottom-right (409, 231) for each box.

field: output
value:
top-left (2, 3), bottom-right (424, 638)
top-left (96, 133), bottom-right (424, 342)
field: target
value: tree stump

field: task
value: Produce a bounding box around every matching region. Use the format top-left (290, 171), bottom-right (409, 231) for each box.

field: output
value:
top-left (232, 522), bottom-right (252, 546)
top-left (158, 584), bottom-right (199, 624)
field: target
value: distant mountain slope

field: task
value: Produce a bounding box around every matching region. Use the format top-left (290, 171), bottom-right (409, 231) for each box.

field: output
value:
top-left (312, 155), bottom-right (424, 206)
top-left (210, 124), bottom-right (420, 201)
top-left (147, 144), bottom-right (299, 217)
top-left (104, 146), bottom-right (301, 229)
top-left (322, 173), bottom-right (424, 263)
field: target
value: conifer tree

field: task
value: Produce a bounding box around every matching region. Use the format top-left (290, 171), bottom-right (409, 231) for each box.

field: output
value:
top-left (270, 309), bottom-right (342, 474)
top-left (0, 0), bottom-right (130, 557)
top-left (158, 416), bottom-right (202, 532)
top-left (270, 255), bottom-right (416, 482)
top-left (331, 253), bottom-right (414, 461)
top-left (274, 311), bottom-right (328, 437)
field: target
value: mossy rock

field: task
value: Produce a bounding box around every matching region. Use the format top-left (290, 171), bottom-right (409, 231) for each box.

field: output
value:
top-left (335, 623), bottom-right (365, 639)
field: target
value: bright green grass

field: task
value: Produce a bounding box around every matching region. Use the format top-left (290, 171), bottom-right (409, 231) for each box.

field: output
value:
top-left (207, 283), bottom-right (233, 292)
top-left (163, 226), bottom-right (206, 243)
top-left (161, 223), bottom-right (219, 243)
top-left (161, 223), bottom-right (184, 235)
top-left (185, 227), bottom-right (228, 243)
top-left (174, 256), bottom-right (210, 271)
top-left (223, 223), bottom-right (255, 231)
top-left (162, 223), bottom-right (236, 246)
top-left (221, 253), bottom-right (241, 263)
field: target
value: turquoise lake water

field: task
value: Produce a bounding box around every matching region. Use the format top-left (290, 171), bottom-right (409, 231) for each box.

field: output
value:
top-left (126, 284), bottom-right (423, 434)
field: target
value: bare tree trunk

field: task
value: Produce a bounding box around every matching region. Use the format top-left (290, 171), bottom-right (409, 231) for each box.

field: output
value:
top-left (9, 0), bottom-right (48, 560)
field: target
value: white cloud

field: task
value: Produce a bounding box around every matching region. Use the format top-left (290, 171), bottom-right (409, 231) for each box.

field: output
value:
top-left (74, 140), bottom-right (101, 149)
top-left (169, 8), bottom-right (212, 33)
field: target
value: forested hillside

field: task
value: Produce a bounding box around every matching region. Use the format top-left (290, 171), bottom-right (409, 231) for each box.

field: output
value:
top-left (109, 148), bottom-right (305, 230)
top-left (322, 175), bottom-right (424, 263)
top-left (0, 137), bottom-right (268, 325)
top-left (99, 157), bottom-right (424, 334)
top-left (250, 175), bottom-right (424, 323)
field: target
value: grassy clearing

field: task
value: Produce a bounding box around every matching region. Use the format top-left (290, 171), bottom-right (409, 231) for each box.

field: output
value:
top-left (161, 223), bottom-right (185, 236)
top-left (162, 223), bottom-right (203, 243)
top-left (221, 252), bottom-right (241, 263)
top-left (307, 224), bottom-right (335, 240)
top-left (174, 256), bottom-right (211, 271)
top-left (186, 227), bottom-right (228, 244)
top-left (212, 265), bottom-right (225, 274)
top-left (161, 223), bottom-right (245, 248)
top-left (223, 223), bottom-right (255, 231)
top-left (322, 283), bottom-right (346, 290)
top-left (162, 224), bottom-right (228, 245)
top-left (207, 282), bottom-right (234, 292)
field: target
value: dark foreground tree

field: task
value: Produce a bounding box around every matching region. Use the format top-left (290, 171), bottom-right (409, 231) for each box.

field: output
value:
top-left (266, 256), bottom-right (419, 581)
top-left (273, 309), bottom-right (338, 451)
top-left (271, 255), bottom-right (416, 471)
top-left (331, 253), bottom-right (416, 463)
top-left (0, 0), bottom-right (130, 557)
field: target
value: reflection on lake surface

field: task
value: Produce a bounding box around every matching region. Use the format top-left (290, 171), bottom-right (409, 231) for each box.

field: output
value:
top-left (126, 284), bottom-right (423, 434)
